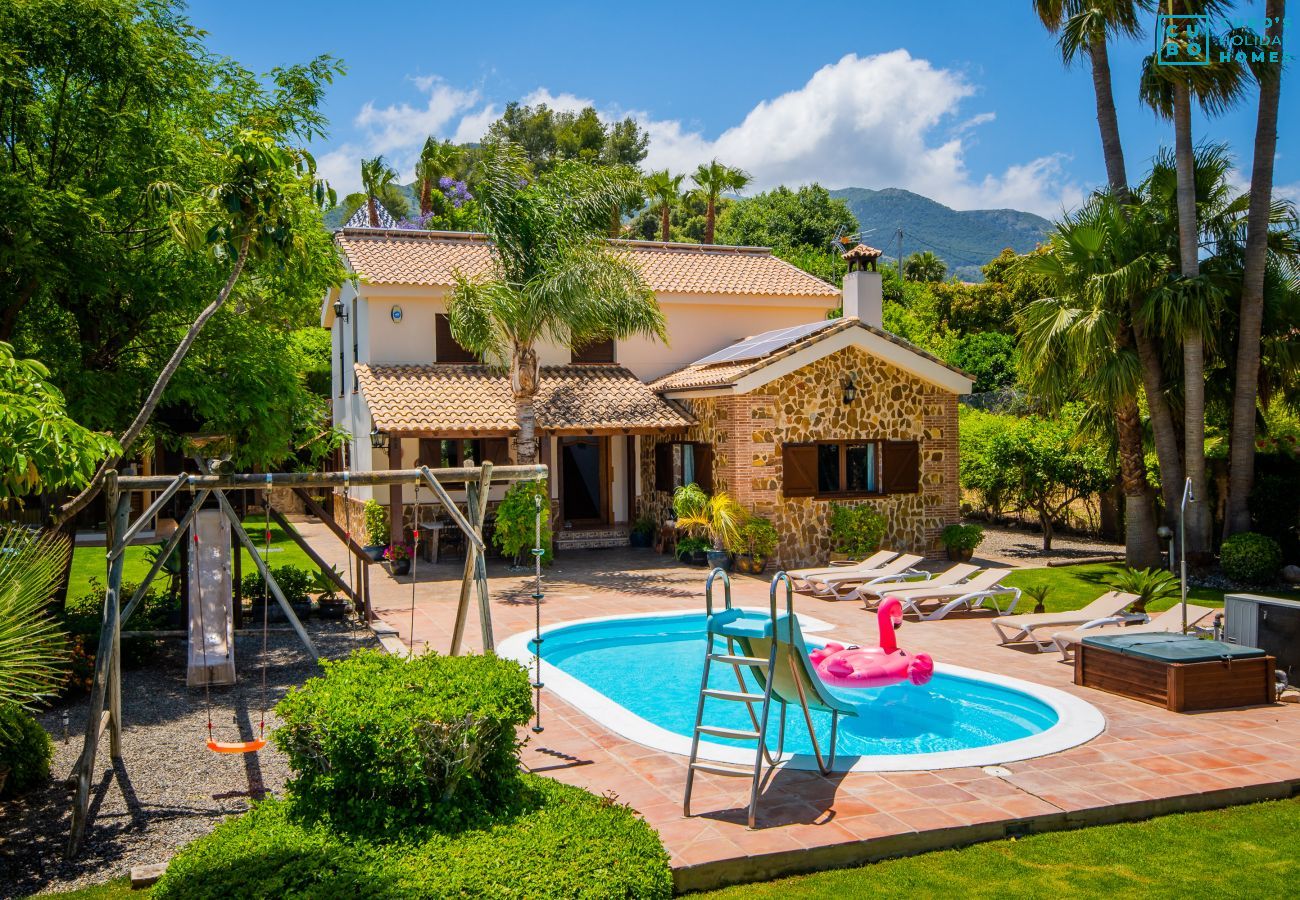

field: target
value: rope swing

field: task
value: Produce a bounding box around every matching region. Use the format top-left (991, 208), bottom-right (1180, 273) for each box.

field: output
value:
top-left (531, 494), bottom-right (545, 734)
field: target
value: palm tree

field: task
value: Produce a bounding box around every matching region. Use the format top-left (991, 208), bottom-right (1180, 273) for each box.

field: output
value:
top-left (691, 160), bottom-right (750, 244)
top-left (644, 170), bottom-right (684, 242)
top-left (414, 138), bottom-right (462, 216)
top-left (904, 251), bottom-right (947, 282)
top-left (1226, 1), bottom-right (1287, 536)
top-left (0, 528), bottom-right (70, 727)
top-left (1017, 194), bottom-right (1162, 567)
top-left (1140, 12), bottom-right (1247, 553)
top-left (361, 156), bottom-right (398, 226)
top-left (447, 144), bottom-right (668, 463)
top-left (1033, 0), bottom-right (1187, 525)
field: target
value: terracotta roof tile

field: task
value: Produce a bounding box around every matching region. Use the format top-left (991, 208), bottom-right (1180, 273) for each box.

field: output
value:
top-left (335, 229), bottom-right (839, 297)
top-left (356, 364), bottom-right (694, 435)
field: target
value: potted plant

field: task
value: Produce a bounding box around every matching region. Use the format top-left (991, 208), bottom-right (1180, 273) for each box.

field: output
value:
top-left (629, 514), bottom-right (657, 549)
top-left (383, 542), bottom-right (412, 576)
top-left (362, 499), bottom-right (389, 561)
top-left (674, 485), bottom-right (745, 571)
top-left (312, 566), bottom-right (348, 620)
top-left (940, 523), bottom-right (984, 562)
top-left (492, 481), bottom-right (553, 568)
top-left (734, 517), bottom-right (778, 575)
top-left (675, 535), bottom-right (711, 566)
top-left (828, 503), bottom-right (886, 562)
top-left (1023, 583), bottom-right (1052, 615)
top-left (1109, 566), bottom-right (1180, 615)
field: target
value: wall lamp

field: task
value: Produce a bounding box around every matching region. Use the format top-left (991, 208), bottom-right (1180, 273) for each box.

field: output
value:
top-left (841, 372), bottom-right (859, 405)
top-left (332, 299), bottom-right (349, 323)
top-left (369, 426), bottom-right (389, 451)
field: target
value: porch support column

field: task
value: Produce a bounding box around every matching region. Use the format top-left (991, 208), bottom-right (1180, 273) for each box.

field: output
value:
top-left (388, 436), bottom-right (403, 543)
top-left (539, 431), bottom-right (552, 488)
top-left (626, 435), bottom-right (637, 521)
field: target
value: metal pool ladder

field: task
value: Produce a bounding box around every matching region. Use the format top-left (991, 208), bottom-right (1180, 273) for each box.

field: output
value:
top-left (682, 568), bottom-right (790, 829)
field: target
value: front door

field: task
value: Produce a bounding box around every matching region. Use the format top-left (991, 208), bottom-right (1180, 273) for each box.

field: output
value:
top-left (559, 436), bottom-right (607, 527)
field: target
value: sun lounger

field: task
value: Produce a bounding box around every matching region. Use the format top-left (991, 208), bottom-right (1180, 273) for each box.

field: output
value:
top-left (802, 554), bottom-right (928, 598)
top-left (836, 563), bottom-right (979, 606)
top-left (990, 591), bottom-right (1142, 652)
top-left (878, 568), bottom-right (1020, 621)
top-left (1050, 603), bottom-right (1218, 662)
top-left (787, 550), bottom-right (899, 588)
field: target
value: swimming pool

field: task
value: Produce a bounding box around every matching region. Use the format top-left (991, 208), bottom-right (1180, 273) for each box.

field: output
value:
top-left (499, 610), bottom-right (1105, 772)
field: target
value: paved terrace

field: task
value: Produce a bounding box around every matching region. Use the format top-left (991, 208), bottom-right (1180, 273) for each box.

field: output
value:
top-left (299, 524), bottom-right (1300, 892)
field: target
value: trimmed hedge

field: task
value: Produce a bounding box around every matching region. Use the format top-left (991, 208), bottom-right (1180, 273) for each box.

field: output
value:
top-left (0, 704), bottom-right (54, 797)
top-left (153, 776), bottom-right (673, 899)
top-left (1221, 532), bottom-right (1282, 586)
top-left (272, 649), bottom-right (533, 834)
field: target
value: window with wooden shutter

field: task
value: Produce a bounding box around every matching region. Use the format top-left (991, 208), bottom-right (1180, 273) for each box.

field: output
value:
top-left (479, 437), bottom-right (510, 464)
top-left (694, 443), bottom-right (714, 493)
top-left (435, 314), bottom-right (476, 363)
top-left (654, 442), bottom-right (672, 492)
top-left (882, 440), bottom-right (920, 494)
top-left (572, 338), bottom-right (615, 364)
top-left (782, 443), bottom-right (818, 497)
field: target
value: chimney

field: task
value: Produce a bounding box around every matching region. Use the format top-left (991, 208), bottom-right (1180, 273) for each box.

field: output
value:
top-left (840, 243), bottom-right (884, 327)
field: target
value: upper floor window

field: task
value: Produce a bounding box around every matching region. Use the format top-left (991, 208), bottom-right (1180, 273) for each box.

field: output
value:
top-left (435, 314), bottom-right (476, 363)
top-left (572, 338), bottom-right (615, 364)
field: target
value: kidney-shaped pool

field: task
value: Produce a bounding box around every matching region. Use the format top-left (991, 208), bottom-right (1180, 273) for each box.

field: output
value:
top-left (499, 610), bottom-right (1105, 772)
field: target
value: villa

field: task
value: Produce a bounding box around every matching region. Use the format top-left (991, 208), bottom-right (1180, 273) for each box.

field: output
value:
top-left (323, 223), bottom-right (973, 563)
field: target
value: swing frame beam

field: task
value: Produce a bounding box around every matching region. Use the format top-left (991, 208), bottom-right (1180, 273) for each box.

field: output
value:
top-left (66, 462), bottom-right (546, 856)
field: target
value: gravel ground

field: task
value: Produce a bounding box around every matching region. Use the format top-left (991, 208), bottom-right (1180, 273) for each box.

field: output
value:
top-left (0, 620), bottom-right (378, 898)
top-left (974, 523), bottom-right (1125, 566)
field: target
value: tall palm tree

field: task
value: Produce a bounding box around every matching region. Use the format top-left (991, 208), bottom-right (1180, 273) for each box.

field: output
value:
top-left (644, 170), bottom-right (684, 242)
top-left (904, 251), bottom-right (947, 282)
top-left (691, 160), bottom-right (750, 244)
top-left (1018, 194), bottom-right (1162, 567)
top-left (1226, 1), bottom-right (1287, 536)
top-left (447, 144), bottom-right (667, 463)
top-left (360, 156), bottom-right (398, 226)
top-left (1140, 10), bottom-right (1247, 552)
top-left (1033, 0), bottom-right (1186, 525)
top-left (414, 138), bottom-right (462, 216)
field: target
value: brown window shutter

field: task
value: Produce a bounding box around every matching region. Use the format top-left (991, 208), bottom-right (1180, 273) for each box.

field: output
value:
top-left (782, 443), bottom-right (817, 497)
top-left (435, 314), bottom-right (476, 363)
top-left (480, 437), bottom-right (510, 464)
top-left (417, 438), bottom-right (439, 468)
top-left (882, 440), bottom-right (920, 494)
top-left (572, 338), bottom-right (615, 364)
top-left (654, 442), bottom-right (673, 492)
top-left (694, 443), bottom-right (714, 494)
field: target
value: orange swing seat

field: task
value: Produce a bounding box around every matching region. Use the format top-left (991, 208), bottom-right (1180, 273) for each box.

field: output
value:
top-left (207, 738), bottom-right (267, 754)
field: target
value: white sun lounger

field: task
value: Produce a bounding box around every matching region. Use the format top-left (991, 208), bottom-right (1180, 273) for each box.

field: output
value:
top-left (802, 554), bottom-right (928, 598)
top-left (837, 562), bottom-right (979, 607)
top-left (990, 591), bottom-right (1141, 652)
top-left (787, 550), bottom-right (899, 588)
top-left (1050, 603), bottom-right (1219, 662)
top-left (878, 568), bottom-right (1020, 621)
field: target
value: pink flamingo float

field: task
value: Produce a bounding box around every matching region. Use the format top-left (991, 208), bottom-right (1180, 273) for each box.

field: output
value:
top-left (809, 597), bottom-right (934, 689)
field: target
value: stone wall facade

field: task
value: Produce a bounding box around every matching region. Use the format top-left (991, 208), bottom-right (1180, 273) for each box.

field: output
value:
top-left (642, 345), bottom-right (960, 567)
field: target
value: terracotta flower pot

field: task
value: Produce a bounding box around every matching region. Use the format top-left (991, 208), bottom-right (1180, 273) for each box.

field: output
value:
top-left (946, 547), bottom-right (974, 562)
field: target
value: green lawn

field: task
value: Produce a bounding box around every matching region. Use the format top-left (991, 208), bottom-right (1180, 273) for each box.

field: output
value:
top-left (69, 519), bottom-right (318, 602)
top-left (1001, 562), bottom-right (1234, 613)
top-left (698, 799), bottom-right (1300, 899)
top-left (26, 879), bottom-right (138, 900)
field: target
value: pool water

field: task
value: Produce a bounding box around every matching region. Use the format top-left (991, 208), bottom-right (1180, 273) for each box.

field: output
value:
top-left (532, 613), bottom-right (1060, 759)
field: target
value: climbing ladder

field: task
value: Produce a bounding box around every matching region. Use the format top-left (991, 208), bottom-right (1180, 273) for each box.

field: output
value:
top-left (684, 569), bottom-right (849, 828)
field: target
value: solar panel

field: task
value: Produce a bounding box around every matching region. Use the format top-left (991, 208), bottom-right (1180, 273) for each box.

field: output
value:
top-left (692, 319), bottom-right (836, 367)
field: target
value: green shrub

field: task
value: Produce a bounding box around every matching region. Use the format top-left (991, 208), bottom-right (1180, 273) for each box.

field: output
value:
top-left (1110, 566), bottom-right (1180, 614)
top-left (242, 565), bottom-right (314, 606)
top-left (940, 523), bottom-right (985, 551)
top-left (738, 517), bottom-right (779, 559)
top-left (62, 579), bottom-right (171, 678)
top-left (829, 503), bottom-right (886, 557)
top-left (675, 535), bottom-right (710, 560)
top-left (272, 649), bottom-right (532, 834)
top-left (1220, 532), bottom-right (1283, 586)
top-left (671, 482), bottom-right (708, 520)
top-left (363, 498), bottom-right (390, 547)
top-left (153, 777), bottom-right (672, 900)
top-left (493, 480), bottom-right (553, 564)
top-left (0, 704), bottom-right (54, 797)
top-left (632, 514), bottom-right (657, 538)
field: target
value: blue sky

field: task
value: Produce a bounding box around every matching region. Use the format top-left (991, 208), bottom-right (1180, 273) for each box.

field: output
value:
top-left (190, 1), bottom-right (1295, 217)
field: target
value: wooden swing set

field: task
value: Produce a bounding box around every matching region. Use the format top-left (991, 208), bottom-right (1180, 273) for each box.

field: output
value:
top-left (66, 461), bottom-right (546, 855)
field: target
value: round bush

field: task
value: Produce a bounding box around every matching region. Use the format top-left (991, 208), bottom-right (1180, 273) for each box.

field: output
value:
top-left (153, 777), bottom-right (672, 900)
top-left (0, 704), bottom-right (54, 797)
top-left (1220, 532), bottom-right (1283, 585)
top-left (829, 503), bottom-right (886, 557)
top-left (272, 649), bottom-right (533, 834)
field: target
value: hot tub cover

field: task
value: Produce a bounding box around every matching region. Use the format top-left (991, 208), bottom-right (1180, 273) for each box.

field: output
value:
top-left (1080, 633), bottom-right (1266, 663)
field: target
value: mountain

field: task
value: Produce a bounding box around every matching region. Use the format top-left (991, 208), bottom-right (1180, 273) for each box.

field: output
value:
top-left (829, 187), bottom-right (1052, 282)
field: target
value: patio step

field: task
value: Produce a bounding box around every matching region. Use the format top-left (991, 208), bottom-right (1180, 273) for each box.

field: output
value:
top-left (689, 761), bottom-right (755, 778)
top-left (695, 724), bottom-right (762, 740)
top-left (702, 688), bottom-right (765, 704)
top-left (710, 653), bottom-right (769, 668)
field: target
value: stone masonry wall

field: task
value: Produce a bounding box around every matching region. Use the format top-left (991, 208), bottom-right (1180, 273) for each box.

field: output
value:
top-left (642, 345), bottom-right (960, 568)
